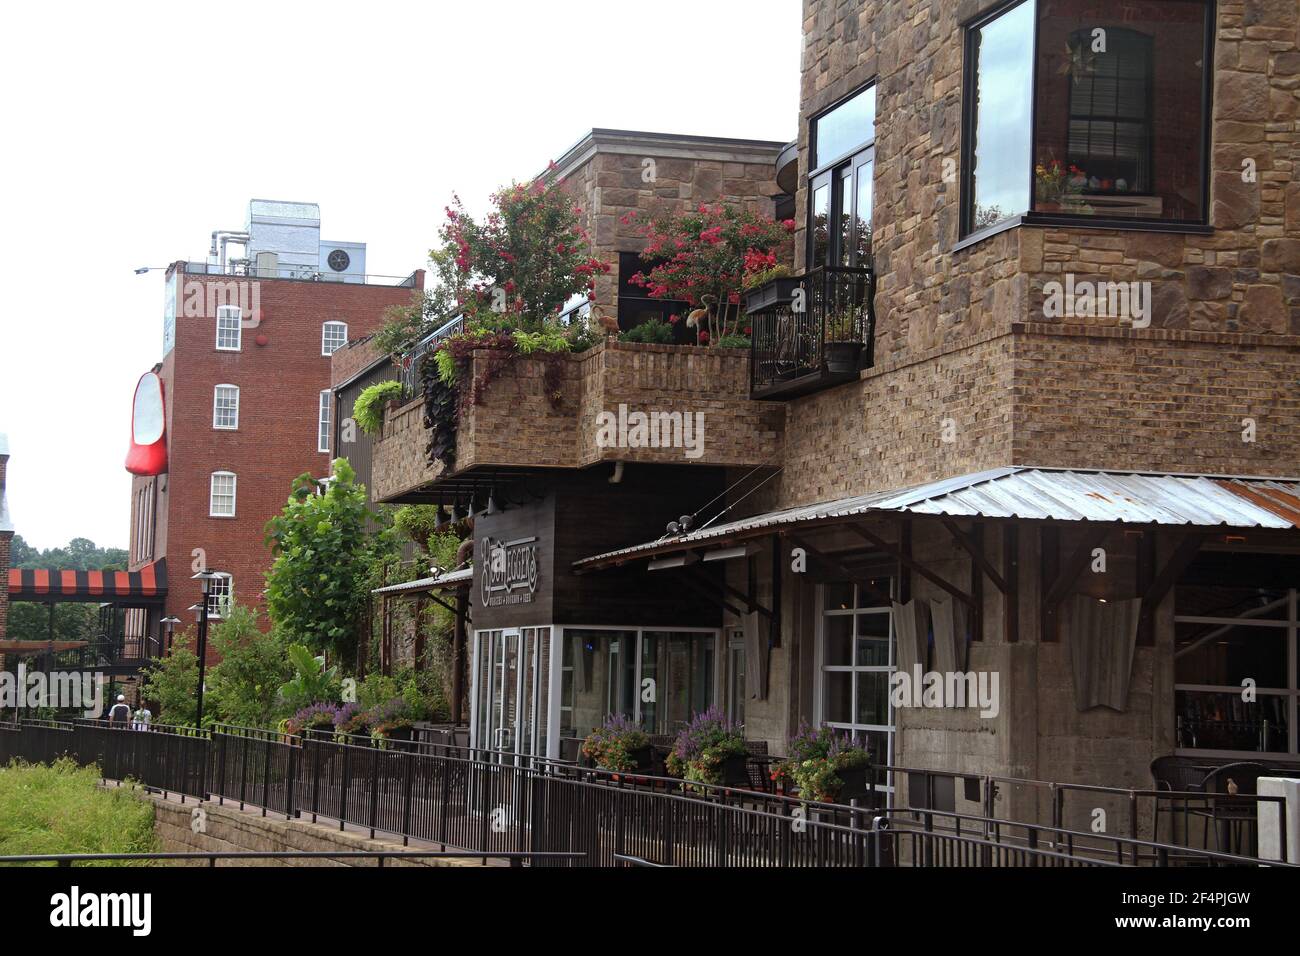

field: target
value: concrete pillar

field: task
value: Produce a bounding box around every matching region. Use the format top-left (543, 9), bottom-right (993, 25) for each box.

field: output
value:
top-left (1258, 776), bottom-right (1300, 863)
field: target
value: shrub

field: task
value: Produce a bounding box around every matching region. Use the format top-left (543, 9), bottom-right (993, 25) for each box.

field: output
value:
top-left (620, 318), bottom-right (675, 344)
top-left (772, 723), bottom-right (871, 802)
top-left (284, 702), bottom-right (340, 737)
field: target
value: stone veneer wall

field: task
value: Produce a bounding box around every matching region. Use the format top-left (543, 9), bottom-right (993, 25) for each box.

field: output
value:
top-left (372, 341), bottom-right (787, 501)
top-left (372, 398), bottom-right (441, 502)
top-left (148, 792), bottom-right (480, 867)
top-left (560, 144), bottom-right (782, 323)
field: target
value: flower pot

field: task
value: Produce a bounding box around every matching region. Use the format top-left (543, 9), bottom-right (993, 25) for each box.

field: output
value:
top-left (720, 753), bottom-right (750, 788)
top-left (834, 766), bottom-right (871, 803)
top-left (628, 745), bottom-right (654, 772)
top-left (824, 341), bottom-right (863, 373)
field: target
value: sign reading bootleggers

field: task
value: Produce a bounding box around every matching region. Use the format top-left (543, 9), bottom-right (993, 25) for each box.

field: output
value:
top-left (480, 535), bottom-right (540, 607)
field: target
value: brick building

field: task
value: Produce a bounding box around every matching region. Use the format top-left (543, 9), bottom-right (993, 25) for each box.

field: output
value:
top-left (127, 201), bottom-right (422, 659)
top-left (366, 1), bottom-right (1299, 834)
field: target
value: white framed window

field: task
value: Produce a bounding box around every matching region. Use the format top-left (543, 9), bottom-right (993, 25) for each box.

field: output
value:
top-left (213, 384), bottom-right (239, 430)
top-left (817, 580), bottom-right (896, 773)
top-left (207, 573), bottom-right (233, 619)
top-left (209, 471), bottom-right (236, 517)
top-left (318, 390), bottom-right (332, 453)
top-left (216, 305), bottom-right (242, 351)
top-left (321, 321), bottom-right (348, 356)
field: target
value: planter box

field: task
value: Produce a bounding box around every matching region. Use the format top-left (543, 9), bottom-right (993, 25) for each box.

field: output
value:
top-left (744, 276), bottom-right (801, 314)
top-left (824, 341), bottom-right (864, 373)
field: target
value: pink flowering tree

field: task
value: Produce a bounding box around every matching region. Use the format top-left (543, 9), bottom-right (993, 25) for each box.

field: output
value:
top-left (440, 167), bottom-right (610, 331)
top-left (627, 204), bottom-right (794, 345)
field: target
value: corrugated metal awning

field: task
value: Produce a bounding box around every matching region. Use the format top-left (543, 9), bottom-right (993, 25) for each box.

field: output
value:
top-left (574, 467), bottom-right (1300, 570)
top-left (371, 566), bottom-right (472, 596)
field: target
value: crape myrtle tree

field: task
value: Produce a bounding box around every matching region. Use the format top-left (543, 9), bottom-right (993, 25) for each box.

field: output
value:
top-left (264, 458), bottom-right (393, 671)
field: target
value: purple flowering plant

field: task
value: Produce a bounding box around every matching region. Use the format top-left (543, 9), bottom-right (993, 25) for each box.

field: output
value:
top-left (285, 702), bottom-right (340, 737)
top-left (581, 713), bottom-right (649, 772)
top-left (665, 707), bottom-right (746, 786)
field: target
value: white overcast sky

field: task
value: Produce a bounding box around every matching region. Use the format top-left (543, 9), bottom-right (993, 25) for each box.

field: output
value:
top-left (0, 0), bottom-right (800, 552)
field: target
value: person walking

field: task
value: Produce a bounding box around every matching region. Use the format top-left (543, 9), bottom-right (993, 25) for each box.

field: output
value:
top-left (107, 694), bottom-right (131, 728)
top-left (133, 702), bottom-right (152, 731)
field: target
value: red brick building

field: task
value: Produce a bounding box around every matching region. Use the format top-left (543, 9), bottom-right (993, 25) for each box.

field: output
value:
top-left (127, 201), bottom-right (422, 659)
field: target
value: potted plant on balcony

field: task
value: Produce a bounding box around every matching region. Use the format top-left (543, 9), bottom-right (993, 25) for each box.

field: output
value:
top-left (626, 205), bottom-right (795, 347)
top-left (823, 307), bottom-right (864, 373)
top-left (665, 707), bottom-right (748, 790)
top-left (580, 714), bottom-right (652, 772)
top-left (742, 260), bottom-right (798, 314)
top-left (772, 724), bottom-right (871, 804)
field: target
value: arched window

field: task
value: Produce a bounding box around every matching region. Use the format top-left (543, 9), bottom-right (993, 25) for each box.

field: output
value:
top-left (209, 471), bottom-right (237, 517)
top-left (213, 384), bottom-right (239, 429)
top-left (321, 321), bottom-right (348, 356)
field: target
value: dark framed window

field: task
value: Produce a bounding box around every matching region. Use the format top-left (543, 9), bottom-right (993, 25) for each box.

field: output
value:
top-left (617, 251), bottom-right (690, 338)
top-left (961, 0), bottom-right (1213, 240)
top-left (808, 83), bottom-right (876, 269)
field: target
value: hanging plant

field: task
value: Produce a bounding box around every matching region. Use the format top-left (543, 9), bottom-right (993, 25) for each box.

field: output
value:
top-left (421, 353), bottom-right (458, 471)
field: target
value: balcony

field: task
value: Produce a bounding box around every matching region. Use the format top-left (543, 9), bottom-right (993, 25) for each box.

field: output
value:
top-left (747, 266), bottom-right (876, 400)
top-left (372, 339), bottom-right (786, 503)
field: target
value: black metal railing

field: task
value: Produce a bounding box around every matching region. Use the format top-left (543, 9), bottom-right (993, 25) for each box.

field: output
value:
top-left (0, 720), bottom-right (1290, 869)
top-left (398, 314), bottom-right (464, 398)
top-left (748, 265), bottom-right (875, 399)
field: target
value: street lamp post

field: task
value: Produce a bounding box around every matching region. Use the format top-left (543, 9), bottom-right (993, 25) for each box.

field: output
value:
top-left (190, 570), bottom-right (222, 728)
top-left (160, 616), bottom-right (181, 653)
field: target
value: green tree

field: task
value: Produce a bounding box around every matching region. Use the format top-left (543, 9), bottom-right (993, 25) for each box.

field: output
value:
top-left (204, 605), bottom-right (294, 728)
top-left (263, 459), bottom-right (378, 670)
top-left (139, 632), bottom-right (199, 726)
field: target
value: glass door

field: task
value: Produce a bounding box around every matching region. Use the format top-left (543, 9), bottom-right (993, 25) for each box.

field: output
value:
top-left (491, 628), bottom-right (521, 756)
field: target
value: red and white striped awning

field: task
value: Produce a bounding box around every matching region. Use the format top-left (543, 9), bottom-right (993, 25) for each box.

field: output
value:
top-left (7, 559), bottom-right (167, 604)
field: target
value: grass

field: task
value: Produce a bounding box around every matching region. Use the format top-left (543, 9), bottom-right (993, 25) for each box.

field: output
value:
top-left (0, 758), bottom-right (158, 865)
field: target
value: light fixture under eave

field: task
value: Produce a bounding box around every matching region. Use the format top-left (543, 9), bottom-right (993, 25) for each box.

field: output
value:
top-left (701, 543), bottom-right (761, 563)
top-left (648, 552), bottom-right (701, 572)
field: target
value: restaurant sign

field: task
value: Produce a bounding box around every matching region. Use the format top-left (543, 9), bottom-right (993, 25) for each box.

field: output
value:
top-left (480, 535), bottom-right (539, 607)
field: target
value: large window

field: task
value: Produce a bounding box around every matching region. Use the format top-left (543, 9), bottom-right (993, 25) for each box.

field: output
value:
top-left (1175, 559), bottom-right (1298, 759)
top-left (215, 305), bottom-right (241, 351)
top-left (317, 390), bottom-right (331, 453)
top-left (209, 471), bottom-right (236, 517)
top-left (962, 0), bottom-right (1211, 238)
top-left (559, 628), bottom-right (719, 739)
top-left (616, 252), bottom-right (689, 337)
top-left (207, 573), bottom-right (233, 619)
top-left (819, 580), bottom-right (895, 766)
top-left (321, 321), bottom-right (348, 356)
top-left (809, 84), bottom-right (876, 269)
top-left (213, 384), bottom-right (239, 430)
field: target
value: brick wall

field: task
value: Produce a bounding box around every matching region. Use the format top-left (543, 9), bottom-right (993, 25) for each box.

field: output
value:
top-left (771, 0), bottom-right (1300, 509)
top-left (330, 333), bottom-right (387, 388)
top-left (372, 341), bottom-right (786, 502)
top-left (556, 135), bottom-right (783, 325)
top-left (135, 269), bottom-right (421, 647)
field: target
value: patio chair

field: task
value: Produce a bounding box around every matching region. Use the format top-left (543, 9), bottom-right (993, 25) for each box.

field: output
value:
top-left (1150, 755), bottom-right (1207, 845)
top-left (1193, 761), bottom-right (1271, 856)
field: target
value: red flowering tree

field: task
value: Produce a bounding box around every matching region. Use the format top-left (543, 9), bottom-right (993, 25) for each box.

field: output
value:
top-left (440, 167), bottom-right (610, 331)
top-left (627, 204), bottom-right (794, 345)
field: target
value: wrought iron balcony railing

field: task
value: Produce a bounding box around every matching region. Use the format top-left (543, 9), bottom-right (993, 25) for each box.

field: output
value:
top-left (748, 265), bottom-right (876, 400)
top-left (398, 314), bottom-right (465, 398)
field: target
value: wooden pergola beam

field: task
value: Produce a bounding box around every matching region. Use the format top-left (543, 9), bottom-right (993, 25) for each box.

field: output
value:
top-left (1140, 532), bottom-right (1204, 628)
top-left (847, 523), bottom-right (976, 607)
top-left (1041, 524), bottom-right (1110, 642)
top-left (785, 533), bottom-right (894, 607)
top-left (942, 517), bottom-right (1008, 594)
